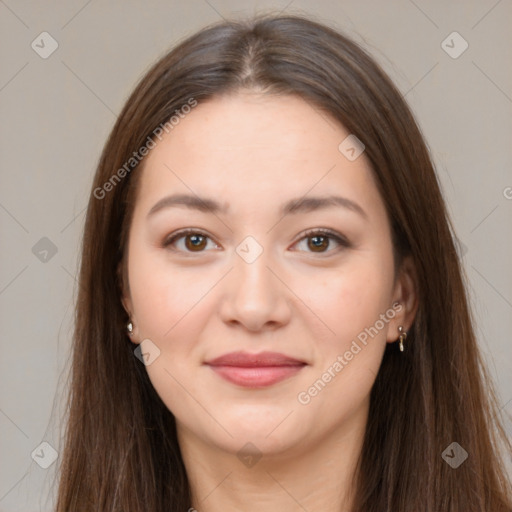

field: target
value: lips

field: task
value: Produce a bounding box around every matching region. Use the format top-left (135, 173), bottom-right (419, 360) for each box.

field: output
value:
top-left (205, 351), bottom-right (306, 367)
top-left (204, 351), bottom-right (307, 388)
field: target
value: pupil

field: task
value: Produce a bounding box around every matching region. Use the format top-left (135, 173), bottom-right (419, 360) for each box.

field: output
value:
top-left (187, 234), bottom-right (205, 250)
top-left (310, 236), bottom-right (327, 251)
top-left (184, 234), bottom-right (329, 252)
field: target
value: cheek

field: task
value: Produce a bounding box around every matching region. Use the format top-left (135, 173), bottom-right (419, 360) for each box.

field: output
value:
top-left (128, 246), bottom-right (214, 341)
top-left (295, 265), bottom-right (393, 418)
top-left (299, 257), bottom-right (394, 346)
top-left (128, 256), bottom-right (213, 411)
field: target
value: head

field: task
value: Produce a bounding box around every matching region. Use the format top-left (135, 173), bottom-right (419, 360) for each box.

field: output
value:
top-left (57, 13), bottom-right (512, 512)
top-left (118, 89), bottom-right (419, 458)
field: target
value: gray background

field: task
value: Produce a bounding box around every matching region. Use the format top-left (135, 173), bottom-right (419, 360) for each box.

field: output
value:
top-left (1, 0), bottom-right (511, 510)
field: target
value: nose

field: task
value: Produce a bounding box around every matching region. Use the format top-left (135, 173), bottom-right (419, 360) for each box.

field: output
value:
top-left (218, 247), bottom-right (292, 332)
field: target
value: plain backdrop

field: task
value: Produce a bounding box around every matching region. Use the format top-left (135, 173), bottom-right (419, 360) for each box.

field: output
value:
top-left (0, 1), bottom-right (511, 510)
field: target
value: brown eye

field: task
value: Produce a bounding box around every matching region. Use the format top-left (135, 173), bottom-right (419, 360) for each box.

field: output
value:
top-left (294, 229), bottom-right (350, 254)
top-left (163, 228), bottom-right (349, 255)
top-left (163, 230), bottom-right (216, 253)
top-left (307, 235), bottom-right (330, 252)
top-left (184, 234), bottom-right (207, 251)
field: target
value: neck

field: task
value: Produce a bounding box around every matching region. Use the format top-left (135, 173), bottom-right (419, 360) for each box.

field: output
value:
top-left (177, 402), bottom-right (368, 512)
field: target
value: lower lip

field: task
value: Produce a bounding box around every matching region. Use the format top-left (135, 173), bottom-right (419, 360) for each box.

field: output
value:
top-left (207, 364), bottom-right (305, 388)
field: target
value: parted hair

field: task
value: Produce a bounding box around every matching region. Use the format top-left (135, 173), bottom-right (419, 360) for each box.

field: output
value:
top-left (55, 13), bottom-right (512, 512)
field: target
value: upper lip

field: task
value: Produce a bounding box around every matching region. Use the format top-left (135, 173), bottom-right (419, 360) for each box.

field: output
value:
top-left (204, 351), bottom-right (307, 367)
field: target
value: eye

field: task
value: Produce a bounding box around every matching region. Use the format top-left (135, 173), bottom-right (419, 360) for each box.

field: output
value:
top-left (162, 229), bottom-right (219, 253)
top-left (293, 228), bottom-right (350, 254)
top-left (162, 228), bottom-right (350, 255)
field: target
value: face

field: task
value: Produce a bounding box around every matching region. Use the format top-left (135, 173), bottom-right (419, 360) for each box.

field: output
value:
top-left (121, 92), bottom-right (415, 458)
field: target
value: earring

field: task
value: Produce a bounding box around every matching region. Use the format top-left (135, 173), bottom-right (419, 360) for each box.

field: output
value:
top-left (398, 326), bottom-right (407, 352)
top-left (126, 321), bottom-right (134, 335)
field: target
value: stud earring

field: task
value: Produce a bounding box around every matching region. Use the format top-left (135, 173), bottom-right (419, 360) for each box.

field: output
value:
top-left (398, 326), bottom-right (407, 352)
top-left (126, 321), bottom-right (134, 335)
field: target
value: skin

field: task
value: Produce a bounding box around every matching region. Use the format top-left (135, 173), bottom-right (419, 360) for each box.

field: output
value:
top-left (121, 92), bottom-right (418, 512)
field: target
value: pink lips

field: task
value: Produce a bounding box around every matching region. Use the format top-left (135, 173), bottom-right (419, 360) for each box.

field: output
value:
top-left (204, 351), bottom-right (307, 388)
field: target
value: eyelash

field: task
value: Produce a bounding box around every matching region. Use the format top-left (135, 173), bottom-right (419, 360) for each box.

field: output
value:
top-left (162, 228), bottom-right (351, 255)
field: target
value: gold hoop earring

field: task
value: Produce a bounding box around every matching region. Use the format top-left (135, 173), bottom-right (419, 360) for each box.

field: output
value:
top-left (398, 326), bottom-right (407, 352)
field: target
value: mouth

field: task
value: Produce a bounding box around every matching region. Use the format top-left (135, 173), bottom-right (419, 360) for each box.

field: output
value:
top-left (204, 351), bottom-right (307, 388)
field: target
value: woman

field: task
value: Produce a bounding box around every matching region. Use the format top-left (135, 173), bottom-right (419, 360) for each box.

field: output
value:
top-left (55, 13), bottom-right (512, 512)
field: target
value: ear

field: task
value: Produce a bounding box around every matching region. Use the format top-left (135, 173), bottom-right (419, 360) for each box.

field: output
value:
top-left (121, 294), bottom-right (133, 317)
top-left (386, 255), bottom-right (419, 342)
top-left (117, 261), bottom-right (132, 315)
top-left (117, 261), bottom-right (140, 344)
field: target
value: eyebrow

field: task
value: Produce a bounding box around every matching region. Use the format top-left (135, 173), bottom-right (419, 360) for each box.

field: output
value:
top-left (147, 193), bottom-right (368, 220)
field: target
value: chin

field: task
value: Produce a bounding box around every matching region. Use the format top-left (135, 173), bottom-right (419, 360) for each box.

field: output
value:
top-left (211, 408), bottom-right (309, 453)
top-left (212, 428), bottom-right (304, 460)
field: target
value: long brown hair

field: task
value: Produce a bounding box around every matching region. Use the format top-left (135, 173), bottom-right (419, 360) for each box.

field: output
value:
top-left (55, 13), bottom-right (512, 511)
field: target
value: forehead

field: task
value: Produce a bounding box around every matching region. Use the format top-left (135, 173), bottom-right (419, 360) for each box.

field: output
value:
top-left (133, 92), bottom-right (385, 220)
